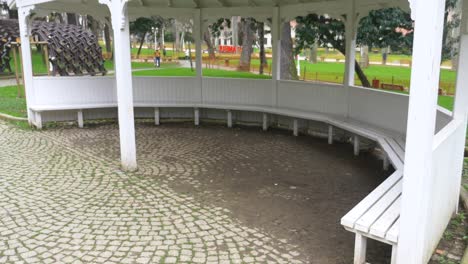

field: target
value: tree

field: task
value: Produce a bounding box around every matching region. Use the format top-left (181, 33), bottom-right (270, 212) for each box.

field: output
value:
top-left (258, 21), bottom-right (267, 74)
top-left (281, 22), bottom-right (298, 80)
top-left (130, 17), bottom-right (164, 57)
top-left (238, 18), bottom-right (256, 71)
top-left (442, 0), bottom-right (461, 68)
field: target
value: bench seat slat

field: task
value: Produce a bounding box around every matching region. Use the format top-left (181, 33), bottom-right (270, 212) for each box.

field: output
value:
top-left (355, 180), bottom-right (402, 233)
top-left (386, 218), bottom-right (400, 243)
top-left (341, 171), bottom-right (403, 229)
top-left (370, 196), bottom-right (401, 239)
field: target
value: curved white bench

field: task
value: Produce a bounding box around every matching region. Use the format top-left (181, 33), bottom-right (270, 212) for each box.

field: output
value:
top-left (30, 102), bottom-right (405, 263)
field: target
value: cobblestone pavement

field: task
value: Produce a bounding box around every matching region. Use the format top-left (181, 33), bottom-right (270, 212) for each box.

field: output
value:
top-left (0, 120), bottom-right (390, 263)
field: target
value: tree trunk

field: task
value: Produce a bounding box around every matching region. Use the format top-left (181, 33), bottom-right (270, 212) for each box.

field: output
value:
top-left (280, 22), bottom-right (298, 80)
top-left (336, 46), bottom-right (370, 87)
top-left (258, 22), bottom-right (267, 75)
top-left (360, 45), bottom-right (369, 68)
top-left (310, 42), bottom-right (318, 64)
top-left (239, 18), bottom-right (255, 72)
top-left (203, 29), bottom-right (216, 60)
top-left (137, 32), bottom-right (147, 58)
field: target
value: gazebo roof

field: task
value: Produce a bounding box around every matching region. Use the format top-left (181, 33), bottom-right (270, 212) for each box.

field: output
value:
top-left (11, 0), bottom-right (410, 21)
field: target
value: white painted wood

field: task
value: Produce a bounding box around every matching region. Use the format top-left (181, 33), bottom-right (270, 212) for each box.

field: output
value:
top-left (154, 107), bottom-right (160, 126)
top-left (398, 0), bottom-right (447, 261)
top-left (194, 108), bottom-right (200, 126)
top-left (344, 0), bottom-right (357, 88)
top-left (353, 135), bottom-right (360, 156)
top-left (383, 156), bottom-right (389, 171)
top-left (277, 81), bottom-right (347, 117)
top-left (354, 234), bottom-right (367, 264)
top-left (355, 181), bottom-right (401, 233)
top-left (77, 110), bottom-right (84, 128)
top-left (227, 110), bottom-right (232, 128)
top-left (34, 111), bottom-right (42, 129)
top-left (391, 245), bottom-right (398, 264)
top-left (271, 6), bottom-right (280, 107)
top-left (328, 125), bottom-right (333, 144)
top-left (18, 6), bottom-right (35, 125)
top-left (386, 218), bottom-right (400, 243)
top-left (202, 78), bottom-right (273, 107)
top-left (369, 196), bottom-right (401, 238)
top-left (110, 1), bottom-right (137, 171)
top-left (262, 113), bottom-right (268, 131)
top-left (134, 77), bottom-right (201, 104)
top-left (341, 171), bottom-right (403, 228)
top-left (293, 119), bottom-right (298, 137)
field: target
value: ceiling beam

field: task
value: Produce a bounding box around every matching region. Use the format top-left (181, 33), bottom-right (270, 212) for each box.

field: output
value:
top-left (193, 0), bottom-right (201, 8)
top-left (167, 0), bottom-right (173, 7)
top-left (248, 0), bottom-right (258, 7)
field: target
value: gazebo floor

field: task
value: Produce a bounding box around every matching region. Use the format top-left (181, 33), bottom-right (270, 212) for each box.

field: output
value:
top-left (0, 120), bottom-right (392, 263)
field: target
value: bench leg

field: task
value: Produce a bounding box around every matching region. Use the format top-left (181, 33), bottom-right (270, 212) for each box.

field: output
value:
top-left (262, 113), bottom-right (268, 131)
top-left (154, 107), bottom-right (160, 126)
top-left (35, 112), bottom-right (43, 130)
top-left (354, 135), bottom-right (360, 156)
top-left (194, 108), bottom-right (200, 126)
top-left (383, 155), bottom-right (390, 171)
top-left (328, 125), bottom-right (333, 144)
top-left (391, 245), bottom-right (397, 264)
top-left (227, 110), bottom-right (232, 128)
top-left (293, 119), bottom-right (299, 137)
top-left (354, 234), bottom-right (367, 264)
top-left (77, 110), bottom-right (84, 128)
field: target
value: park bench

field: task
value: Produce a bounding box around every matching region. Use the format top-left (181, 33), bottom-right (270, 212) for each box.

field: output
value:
top-left (381, 83), bottom-right (405, 92)
top-left (29, 101), bottom-right (406, 264)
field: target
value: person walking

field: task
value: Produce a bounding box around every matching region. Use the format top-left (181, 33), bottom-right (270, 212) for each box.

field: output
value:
top-left (154, 49), bottom-right (161, 68)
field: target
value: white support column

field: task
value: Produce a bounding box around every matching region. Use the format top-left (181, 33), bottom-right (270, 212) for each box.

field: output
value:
top-left (452, 2), bottom-right (468, 213)
top-left (271, 7), bottom-right (281, 107)
top-left (398, 0), bottom-right (447, 262)
top-left (154, 107), bottom-right (160, 126)
top-left (262, 113), bottom-right (268, 131)
top-left (77, 110), bottom-right (84, 128)
top-left (227, 110), bottom-right (233, 128)
top-left (17, 5), bottom-right (35, 125)
top-left (108, 1), bottom-right (137, 171)
top-left (193, 9), bottom-right (203, 102)
top-left (194, 108), bottom-right (200, 126)
top-left (353, 135), bottom-right (360, 156)
top-left (353, 234), bottom-right (367, 264)
top-left (293, 119), bottom-right (299, 137)
top-left (328, 125), bottom-right (333, 144)
top-left (344, 0), bottom-right (357, 88)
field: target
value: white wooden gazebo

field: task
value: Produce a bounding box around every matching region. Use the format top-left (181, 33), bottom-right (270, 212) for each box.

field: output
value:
top-left (9, 0), bottom-right (468, 263)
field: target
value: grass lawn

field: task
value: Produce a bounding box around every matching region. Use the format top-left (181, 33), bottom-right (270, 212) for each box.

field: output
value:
top-left (0, 86), bottom-right (27, 118)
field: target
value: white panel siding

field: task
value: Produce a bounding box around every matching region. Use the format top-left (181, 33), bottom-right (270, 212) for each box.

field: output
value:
top-left (133, 77), bottom-right (201, 104)
top-left (33, 76), bottom-right (116, 106)
top-left (348, 86), bottom-right (409, 135)
top-left (202, 78), bottom-right (274, 106)
top-left (277, 81), bottom-right (347, 116)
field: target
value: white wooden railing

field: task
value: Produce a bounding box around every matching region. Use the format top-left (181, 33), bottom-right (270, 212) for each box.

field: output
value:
top-left (31, 76), bottom-right (452, 136)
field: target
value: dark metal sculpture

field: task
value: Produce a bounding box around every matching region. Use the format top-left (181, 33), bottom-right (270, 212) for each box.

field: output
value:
top-left (0, 19), bottom-right (106, 76)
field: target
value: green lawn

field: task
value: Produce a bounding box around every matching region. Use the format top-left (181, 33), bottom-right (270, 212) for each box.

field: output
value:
top-left (0, 86), bottom-right (27, 118)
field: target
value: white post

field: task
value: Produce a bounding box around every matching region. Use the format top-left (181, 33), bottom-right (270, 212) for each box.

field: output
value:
top-left (154, 107), bottom-right (160, 126)
top-left (353, 135), bottom-right (360, 156)
top-left (194, 108), bottom-right (200, 126)
top-left (271, 7), bottom-right (281, 107)
top-left (17, 5), bottom-right (35, 125)
top-left (344, 0), bottom-right (357, 88)
top-left (398, 0), bottom-right (447, 262)
top-left (293, 119), bottom-right (299, 137)
top-left (452, 2), bottom-right (468, 214)
top-left (354, 234), bottom-right (367, 264)
top-left (262, 113), bottom-right (268, 131)
top-left (109, 1), bottom-right (137, 171)
top-left (328, 125), bottom-right (333, 144)
top-left (227, 110), bottom-right (232, 128)
top-left (77, 110), bottom-right (84, 128)
top-left (194, 9), bottom-right (203, 101)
